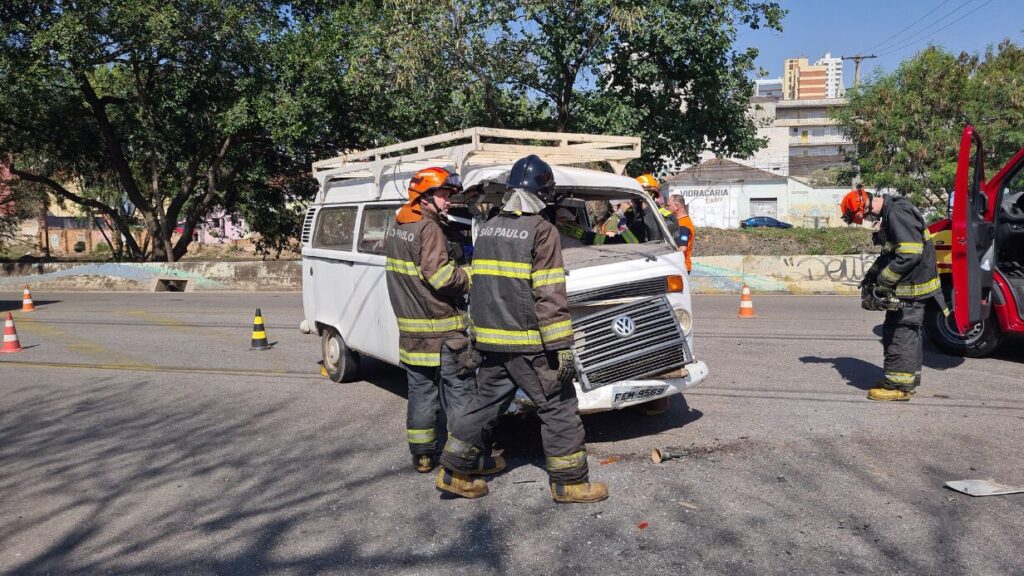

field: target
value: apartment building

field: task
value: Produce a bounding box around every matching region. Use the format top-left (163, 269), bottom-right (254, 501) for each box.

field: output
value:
top-left (784, 53), bottom-right (845, 100)
top-left (773, 97), bottom-right (851, 176)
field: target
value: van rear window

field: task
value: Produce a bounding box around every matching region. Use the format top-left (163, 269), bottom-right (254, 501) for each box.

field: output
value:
top-left (358, 206), bottom-right (399, 254)
top-left (313, 207), bottom-right (357, 250)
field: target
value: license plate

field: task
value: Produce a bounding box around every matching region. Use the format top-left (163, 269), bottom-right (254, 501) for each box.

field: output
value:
top-left (611, 385), bottom-right (667, 406)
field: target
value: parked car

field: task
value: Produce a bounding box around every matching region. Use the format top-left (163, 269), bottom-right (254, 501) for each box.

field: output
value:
top-left (741, 216), bottom-right (793, 229)
top-left (301, 127), bottom-right (709, 414)
top-left (923, 124), bottom-right (1024, 357)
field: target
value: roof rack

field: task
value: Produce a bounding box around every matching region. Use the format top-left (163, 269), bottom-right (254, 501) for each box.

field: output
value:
top-left (311, 127), bottom-right (642, 182)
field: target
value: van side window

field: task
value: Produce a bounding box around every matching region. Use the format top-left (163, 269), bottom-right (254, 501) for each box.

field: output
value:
top-left (358, 206), bottom-right (399, 255)
top-left (313, 207), bottom-right (358, 250)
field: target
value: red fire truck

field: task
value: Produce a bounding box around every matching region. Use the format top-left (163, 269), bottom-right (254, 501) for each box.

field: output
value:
top-left (924, 125), bottom-right (1024, 357)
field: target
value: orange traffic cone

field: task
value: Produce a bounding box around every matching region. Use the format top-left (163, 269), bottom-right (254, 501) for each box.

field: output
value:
top-left (250, 308), bottom-right (272, 351)
top-left (22, 285), bottom-right (36, 312)
top-left (2, 312), bottom-right (24, 353)
top-left (737, 284), bottom-right (757, 318)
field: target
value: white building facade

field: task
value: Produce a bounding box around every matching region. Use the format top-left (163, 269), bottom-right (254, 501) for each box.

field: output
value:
top-left (814, 52), bottom-right (845, 99)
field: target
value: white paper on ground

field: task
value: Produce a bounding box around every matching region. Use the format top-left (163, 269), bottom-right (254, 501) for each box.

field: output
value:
top-left (944, 479), bottom-right (1024, 497)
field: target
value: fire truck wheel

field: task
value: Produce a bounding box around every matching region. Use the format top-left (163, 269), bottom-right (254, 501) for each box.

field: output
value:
top-left (924, 303), bottom-right (1004, 358)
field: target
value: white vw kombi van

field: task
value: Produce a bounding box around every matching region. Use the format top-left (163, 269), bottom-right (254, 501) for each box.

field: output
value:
top-left (301, 128), bottom-right (708, 413)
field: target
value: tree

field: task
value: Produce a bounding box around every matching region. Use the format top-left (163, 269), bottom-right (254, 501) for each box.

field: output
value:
top-left (389, 0), bottom-right (784, 172)
top-left (834, 41), bottom-right (1024, 211)
top-left (0, 1), bottom-right (360, 261)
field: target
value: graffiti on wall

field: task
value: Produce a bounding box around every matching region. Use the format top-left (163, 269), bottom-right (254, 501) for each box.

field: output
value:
top-left (782, 254), bottom-right (878, 285)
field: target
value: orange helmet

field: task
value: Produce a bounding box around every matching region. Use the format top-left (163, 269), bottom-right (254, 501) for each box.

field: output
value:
top-left (636, 174), bottom-right (659, 193)
top-left (407, 167), bottom-right (462, 205)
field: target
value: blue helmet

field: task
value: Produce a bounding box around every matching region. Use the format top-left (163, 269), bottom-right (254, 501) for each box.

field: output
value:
top-left (506, 155), bottom-right (555, 202)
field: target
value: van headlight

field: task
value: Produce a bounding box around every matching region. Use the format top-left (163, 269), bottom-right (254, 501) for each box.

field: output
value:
top-left (674, 308), bottom-right (692, 335)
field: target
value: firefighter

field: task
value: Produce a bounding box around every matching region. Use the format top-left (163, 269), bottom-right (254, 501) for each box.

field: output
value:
top-left (556, 205), bottom-right (638, 245)
top-left (635, 174), bottom-right (680, 242)
top-left (386, 167), bottom-right (476, 472)
top-left (857, 193), bottom-right (944, 401)
top-left (437, 155), bottom-right (608, 503)
top-left (840, 184), bottom-right (872, 225)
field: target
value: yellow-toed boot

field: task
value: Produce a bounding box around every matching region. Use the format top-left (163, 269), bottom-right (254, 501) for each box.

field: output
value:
top-left (550, 481), bottom-right (609, 503)
top-left (436, 468), bottom-right (488, 499)
top-left (867, 387), bottom-right (911, 402)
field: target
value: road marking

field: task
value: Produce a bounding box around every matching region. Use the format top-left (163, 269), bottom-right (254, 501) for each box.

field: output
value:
top-left (0, 359), bottom-right (320, 379)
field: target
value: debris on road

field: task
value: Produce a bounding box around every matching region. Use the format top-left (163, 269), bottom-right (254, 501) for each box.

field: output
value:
top-left (679, 501), bottom-right (698, 510)
top-left (637, 521), bottom-right (649, 530)
top-left (945, 479), bottom-right (1024, 497)
top-left (651, 447), bottom-right (688, 463)
top-left (599, 456), bottom-right (619, 465)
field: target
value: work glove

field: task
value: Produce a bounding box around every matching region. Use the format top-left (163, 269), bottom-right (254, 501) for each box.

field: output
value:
top-left (860, 284), bottom-right (880, 311)
top-left (558, 223), bottom-right (584, 240)
top-left (556, 348), bottom-right (576, 387)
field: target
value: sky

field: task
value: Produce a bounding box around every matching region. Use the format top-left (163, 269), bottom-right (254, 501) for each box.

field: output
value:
top-left (736, 0), bottom-right (1024, 87)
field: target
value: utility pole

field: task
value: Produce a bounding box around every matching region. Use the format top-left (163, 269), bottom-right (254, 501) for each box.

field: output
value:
top-left (841, 54), bottom-right (878, 87)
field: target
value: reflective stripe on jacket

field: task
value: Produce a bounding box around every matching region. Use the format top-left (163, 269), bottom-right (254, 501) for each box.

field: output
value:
top-left (471, 213), bottom-right (573, 353)
top-left (867, 195), bottom-right (941, 301)
top-left (385, 210), bottom-right (470, 366)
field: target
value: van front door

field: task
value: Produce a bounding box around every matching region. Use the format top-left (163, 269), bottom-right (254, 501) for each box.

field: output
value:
top-left (952, 124), bottom-right (996, 334)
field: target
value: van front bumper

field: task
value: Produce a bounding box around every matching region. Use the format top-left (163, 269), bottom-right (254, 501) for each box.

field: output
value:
top-left (504, 360), bottom-right (708, 416)
top-left (575, 360), bottom-right (709, 414)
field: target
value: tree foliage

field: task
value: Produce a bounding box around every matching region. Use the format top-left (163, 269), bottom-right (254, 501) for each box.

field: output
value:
top-left (834, 41), bottom-right (1024, 211)
top-left (1, 0), bottom-right (783, 260)
top-left (391, 0), bottom-right (784, 173)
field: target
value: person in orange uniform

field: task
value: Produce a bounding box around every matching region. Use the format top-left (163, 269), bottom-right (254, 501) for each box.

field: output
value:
top-left (667, 194), bottom-right (695, 273)
top-left (840, 183), bottom-right (872, 225)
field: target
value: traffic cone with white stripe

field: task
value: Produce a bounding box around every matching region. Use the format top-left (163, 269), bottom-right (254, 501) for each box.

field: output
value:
top-left (250, 308), bottom-right (272, 350)
top-left (737, 284), bottom-right (757, 318)
top-left (22, 285), bottom-right (36, 312)
top-left (2, 312), bottom-right (24, 353)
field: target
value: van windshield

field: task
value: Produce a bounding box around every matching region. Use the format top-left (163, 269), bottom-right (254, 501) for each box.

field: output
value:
top-left (461, 188), bottom-right (677, 271)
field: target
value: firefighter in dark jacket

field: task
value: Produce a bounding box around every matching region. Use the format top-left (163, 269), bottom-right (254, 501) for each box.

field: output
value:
top-left (858, 194), bottom-right (944, 402)
top-left (386, 167), bottom-right (476, 472)
top-left (437, 155), bottom-right (608, 503)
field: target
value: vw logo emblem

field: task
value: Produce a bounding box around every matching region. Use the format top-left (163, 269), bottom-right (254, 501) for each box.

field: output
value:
top-left (612, 315), bottom-right (636, 338)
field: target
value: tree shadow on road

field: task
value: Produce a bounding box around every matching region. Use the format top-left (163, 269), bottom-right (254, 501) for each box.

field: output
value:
top-left (799, 356), bottom-right (882, 391)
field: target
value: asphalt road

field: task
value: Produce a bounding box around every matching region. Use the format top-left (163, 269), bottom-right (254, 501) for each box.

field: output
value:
top-left (1, 292), bottom-right (1022, 576)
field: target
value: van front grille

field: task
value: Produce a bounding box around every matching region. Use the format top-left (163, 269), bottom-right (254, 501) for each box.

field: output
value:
top-left (570, 296), bottom-right (691, 391)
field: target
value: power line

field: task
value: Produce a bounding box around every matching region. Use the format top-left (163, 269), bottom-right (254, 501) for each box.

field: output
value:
top-left (868, 0), bottom-right (978, 54)
top-left (861, 0), bottom-right (953, 54)
top-left (877, 0), bottom-right (996, 57)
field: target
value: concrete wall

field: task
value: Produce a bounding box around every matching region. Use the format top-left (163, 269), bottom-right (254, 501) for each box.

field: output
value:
top-left (0, 261), bottom-right (301, 292)
top-left (1, 256), bottom-right (877, 295)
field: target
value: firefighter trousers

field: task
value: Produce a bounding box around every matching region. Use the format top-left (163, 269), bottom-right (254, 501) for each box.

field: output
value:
top-left (441, 351), bottom-right (589, 484)
top-left (404, 343), bottom-right (477, 456)
top-left (881, 300), bottom-right (925, 392)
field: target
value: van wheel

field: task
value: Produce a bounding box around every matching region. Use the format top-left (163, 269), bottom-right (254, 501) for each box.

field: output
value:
top-left (322, 327), bottom-right (359, 382)
top-left (924, 303), bottom-right (1003, 358)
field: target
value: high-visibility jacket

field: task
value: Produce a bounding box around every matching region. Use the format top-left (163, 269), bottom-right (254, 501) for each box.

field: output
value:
top-left (866, 195), bottom-right (941, 301)
top-left (676, 215), bottom-right (695, 273)
top-left (385, 210), bottom-right (471, 366)
top-left (471, 212), bottom-right (573, 353)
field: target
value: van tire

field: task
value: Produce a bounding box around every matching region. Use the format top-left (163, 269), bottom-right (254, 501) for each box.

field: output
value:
top-left (924, 303), bottom-right (1003, 358)
top-left (322, 327), bottom-right (359, 382)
